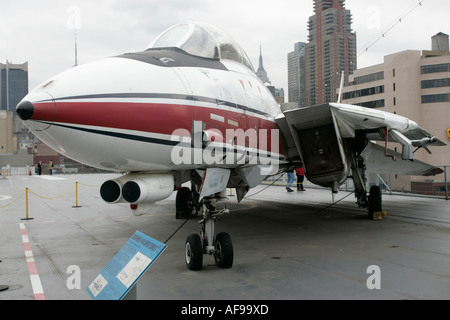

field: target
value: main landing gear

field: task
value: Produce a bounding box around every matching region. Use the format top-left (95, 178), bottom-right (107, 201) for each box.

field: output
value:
top-left (355, 185), bottom-right (385, 220)
top-left (347, 137), bottom-right (386, 221)
top-left (367, 185), bottom-right (386, 220)
top-left (176, 188), bottom-right (233, 271)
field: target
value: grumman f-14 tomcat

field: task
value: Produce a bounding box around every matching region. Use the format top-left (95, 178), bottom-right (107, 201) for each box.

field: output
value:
top-left (16, 22), bottom-right (445, 270)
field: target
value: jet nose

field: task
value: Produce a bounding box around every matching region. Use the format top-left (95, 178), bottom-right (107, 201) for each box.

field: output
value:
top-left (15, 91), bottom-right (56, 131)
top-left (16, 100), bottom-right (34, 120)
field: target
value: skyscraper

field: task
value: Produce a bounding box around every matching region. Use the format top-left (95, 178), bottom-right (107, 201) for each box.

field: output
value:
top-left (287, 42), bottom-right (306, 107)
top-left (256, 45), bottom-right (271, 84)
top-left (0, 61), bottom-right (29, 116)
top-left (256, 45), bottom-right (285, 104)
top-left (305, 0), bottom-right (356, 106)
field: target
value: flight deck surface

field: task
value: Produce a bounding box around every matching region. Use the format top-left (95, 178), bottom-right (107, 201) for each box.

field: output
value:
top-left (1, 173), bottom-right (449, 300)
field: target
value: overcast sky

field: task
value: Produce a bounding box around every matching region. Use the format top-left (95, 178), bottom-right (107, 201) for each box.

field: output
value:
top-left (1, 0), bottom-right (449, 96)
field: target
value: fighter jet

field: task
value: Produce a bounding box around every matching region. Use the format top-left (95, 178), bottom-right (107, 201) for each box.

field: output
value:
top-left (16, 22), bottom-right (445, 270)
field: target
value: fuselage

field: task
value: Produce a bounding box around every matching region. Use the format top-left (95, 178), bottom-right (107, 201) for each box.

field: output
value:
top-left (17, 47), bottom-right (287, 172)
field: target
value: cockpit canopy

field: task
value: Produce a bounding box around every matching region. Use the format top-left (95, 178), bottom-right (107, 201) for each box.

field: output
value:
top-left (147, 23), bottom-right (254, 71)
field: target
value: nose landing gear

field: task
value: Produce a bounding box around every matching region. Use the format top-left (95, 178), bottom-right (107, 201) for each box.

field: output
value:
top-left (184, 196), bottom-right (233, 271)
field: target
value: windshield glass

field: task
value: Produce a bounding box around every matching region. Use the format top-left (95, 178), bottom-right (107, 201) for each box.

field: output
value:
top-left (148, 23), bottom-right (254, 71)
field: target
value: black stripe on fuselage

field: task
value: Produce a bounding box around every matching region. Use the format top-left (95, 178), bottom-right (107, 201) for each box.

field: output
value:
top-left (35, 120), bottom-right (285, 161)
top-left (37, 92), bottom-right (272, 118)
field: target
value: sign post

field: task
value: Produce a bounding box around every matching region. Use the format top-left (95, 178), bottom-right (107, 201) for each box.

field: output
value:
top-left (87, 230), bottom-right (166, 300)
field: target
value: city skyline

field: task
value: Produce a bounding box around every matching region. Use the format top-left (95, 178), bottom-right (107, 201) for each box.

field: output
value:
top-left (1, 0), bottom-right (448, 97)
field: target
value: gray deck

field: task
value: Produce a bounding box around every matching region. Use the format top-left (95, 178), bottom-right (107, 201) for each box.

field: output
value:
top-left (1, 173), bottom-right (449, 300)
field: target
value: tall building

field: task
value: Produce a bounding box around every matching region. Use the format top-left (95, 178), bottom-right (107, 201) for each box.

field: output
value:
top-left (0, 110), bottom-right (17, 154)
top-left (255, 45), bottom-right (285, 104)
top-left (0, 61), bottom-right (28, 116)
top-left (287, 42), bottom-right (306, 107)
top-left (341, 32), bottom-right (450, 194)
top-left (256, 45), bottom-right (271, 84)
top-left (305, 0), bottom-right (356, 106)
top-left (266, 85), bottom-right (285, 104)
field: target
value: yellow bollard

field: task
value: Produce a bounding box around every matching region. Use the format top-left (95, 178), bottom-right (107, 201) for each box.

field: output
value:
top-left (26, 188), bottom-right (28, 217)
top-left (21, 188), bottom-right (34, 221)
top-left (72, 182), bottom-right (82, 208)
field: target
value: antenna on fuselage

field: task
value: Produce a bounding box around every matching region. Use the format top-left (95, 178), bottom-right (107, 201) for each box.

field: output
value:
top-left (74, 29), bottom-right (78, 67)
top-left (337, 70), bottom-right (344, 103)
top-left (66, 4), bottom-right (81, 67)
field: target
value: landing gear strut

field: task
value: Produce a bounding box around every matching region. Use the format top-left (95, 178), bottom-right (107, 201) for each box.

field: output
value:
top-left (351, 154), bottom-right (384, 220)
top-left (347, 138), bottom-right (384, 220)
top-left (184, 195), bottom-right (233, 271)
top-left (175, 186), bottom-right (200, 219)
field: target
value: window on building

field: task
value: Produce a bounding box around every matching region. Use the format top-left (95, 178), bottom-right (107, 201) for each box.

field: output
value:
top-left (421, 78), bottom-right (450, 89)
top-left (350, 71), bottom-right (384, 85)
top-left (357, 99), bottom-right (385, 108)
top-left (343, 85), bottom-right (384, 99)
top-left (421, 63), bottom-right (450, 74)
top-left (422, 93), bottom-right (450, 103)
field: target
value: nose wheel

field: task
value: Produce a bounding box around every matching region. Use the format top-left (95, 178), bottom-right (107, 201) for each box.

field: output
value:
top-left (184, 196), bottom-right (233, 271)
top-left (185, 234), bottom-right (203, 271)
top-left (213, 232), bottom-right (233, 268)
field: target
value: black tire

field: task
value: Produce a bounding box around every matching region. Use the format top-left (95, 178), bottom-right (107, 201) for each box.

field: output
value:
top-left (214, 232), bottom-right (233, 269)
top-left (176, 187), bottom-right (192, 219)
top-left (368, 185), bottom-right (382, 219)
top-left (185, 234), bottom-right (203, 271)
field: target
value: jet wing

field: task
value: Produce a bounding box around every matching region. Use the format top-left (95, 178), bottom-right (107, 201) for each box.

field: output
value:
top-left (329, 103), bottom-right (447, 146)
top-left (277, 103), bottom-right (445, 182)
top-left (392, 126), bottom-right (447, 146)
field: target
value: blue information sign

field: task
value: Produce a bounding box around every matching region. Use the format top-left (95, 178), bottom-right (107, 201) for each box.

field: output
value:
top-left (87, 230), bottom-right (167, 300)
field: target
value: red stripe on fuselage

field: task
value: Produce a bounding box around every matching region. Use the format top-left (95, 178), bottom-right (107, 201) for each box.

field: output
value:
top-left (32, 101), bottom-right (285, 153)
top-left (32, 101), bottom-right (57, 122)
top-left (58, 101), bottom-right (193, 135)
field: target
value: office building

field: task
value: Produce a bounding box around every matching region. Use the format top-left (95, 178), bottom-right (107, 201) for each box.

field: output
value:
top-left (267, 85), bottom-right (285, 104)
top-left (287, 42), bottom-right (306, 107)
top-left (0, 61), bottom-right (28, 116)
top-left (305, 0), bottom-right (356, 106)
top-left (0, 110), bottom-right (17, 154)
top-left (341, 33), bottom-right (450, 194)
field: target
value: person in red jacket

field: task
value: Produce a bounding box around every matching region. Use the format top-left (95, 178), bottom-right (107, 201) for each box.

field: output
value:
top-left (296, 167), bottom-right (305, 191)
